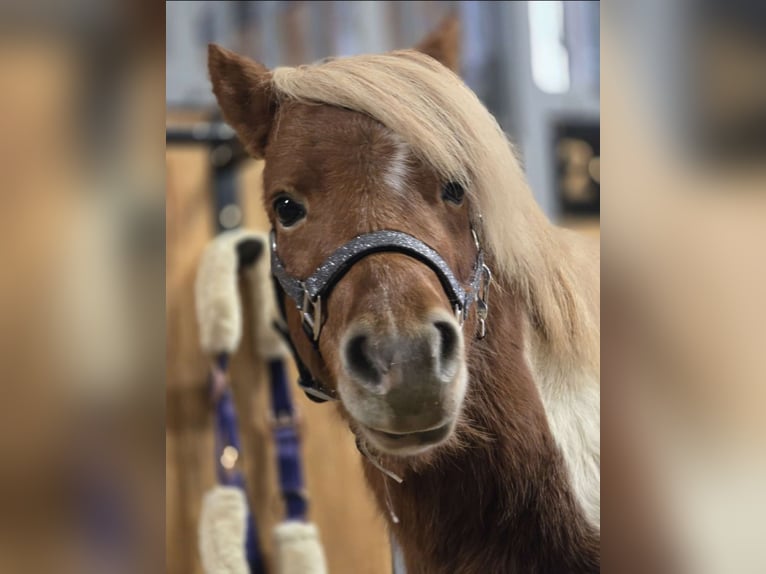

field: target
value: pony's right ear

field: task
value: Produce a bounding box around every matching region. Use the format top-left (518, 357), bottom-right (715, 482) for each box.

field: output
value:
top-left (208, 44), bottom-right (275, 158)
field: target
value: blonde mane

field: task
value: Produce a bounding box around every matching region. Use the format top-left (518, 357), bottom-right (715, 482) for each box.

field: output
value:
top-left (271, 50), bottom-right (597, 368)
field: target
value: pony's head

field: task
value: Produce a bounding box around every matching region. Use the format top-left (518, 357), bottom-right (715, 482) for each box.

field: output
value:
top-left (208, 24), bottom-right (561, 457)
top-left (262, 99), bottom-right (478, 456)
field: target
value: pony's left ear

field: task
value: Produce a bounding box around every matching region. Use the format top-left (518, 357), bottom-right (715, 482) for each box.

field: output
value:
top-left (208, 44), bottom-right (275, 158)
top-left (414, 15), bottom-right (461, 73)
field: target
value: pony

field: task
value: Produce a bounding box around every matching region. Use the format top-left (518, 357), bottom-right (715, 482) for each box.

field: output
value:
top-left (208, 23), bottom-right (600, 573)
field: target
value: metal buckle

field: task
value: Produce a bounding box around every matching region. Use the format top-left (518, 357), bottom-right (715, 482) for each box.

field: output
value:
top-left (269, 409), bottom-right (300, 431)
top-left (454, 303), bottom-right (465, 326)
top-left (477, 264), bottom-right (492, 339)
top-left (301, 287), bottom-right (323, 341)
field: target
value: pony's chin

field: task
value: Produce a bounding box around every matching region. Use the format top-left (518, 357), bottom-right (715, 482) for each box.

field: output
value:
top-left (358, 419), bottom-right (456, 457)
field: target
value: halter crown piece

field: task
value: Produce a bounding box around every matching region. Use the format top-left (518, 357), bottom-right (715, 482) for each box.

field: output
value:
top-left (271, 226), bottom-right (492, 403)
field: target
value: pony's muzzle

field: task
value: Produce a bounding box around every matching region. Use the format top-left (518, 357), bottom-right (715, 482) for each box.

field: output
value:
top-left (343, 319), bottom-right (461, 392)
top-left (339, 312), bottom-right (465, 443)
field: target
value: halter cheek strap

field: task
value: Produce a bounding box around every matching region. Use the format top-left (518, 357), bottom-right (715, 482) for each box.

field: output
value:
top-left (271, 276), bottom-right (338, 403)
top-left (270, 228), bottom-right (492, 403)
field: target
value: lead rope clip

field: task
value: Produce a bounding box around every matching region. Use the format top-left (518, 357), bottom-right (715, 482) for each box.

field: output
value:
top-left (355, 436), bottom-right (402, 523)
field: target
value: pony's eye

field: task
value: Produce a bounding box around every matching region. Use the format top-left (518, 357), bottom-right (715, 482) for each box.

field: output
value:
top-left (442, 181), bottom-right (465, 205)
top-left (273, 195), bottom-right (307, 227)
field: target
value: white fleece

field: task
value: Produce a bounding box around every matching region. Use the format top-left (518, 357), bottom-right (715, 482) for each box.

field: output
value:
top-left (195, 230), bottom-right (251, 355)
top-left (198, 486), bottom-right (249, 574)
top-left (241, 231), bottom-right (290, 361)
top-left (273, 521), bottom-right (328, 574)
top-left (196, 229), bottom-right (289, 360)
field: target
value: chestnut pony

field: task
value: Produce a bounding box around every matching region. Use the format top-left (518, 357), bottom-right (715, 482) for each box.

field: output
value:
top-left (208, 34), bottom-right (600, 573)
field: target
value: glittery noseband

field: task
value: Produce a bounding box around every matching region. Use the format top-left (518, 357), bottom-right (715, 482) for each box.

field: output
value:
top-left (270, 228), bottom-right (492, 402)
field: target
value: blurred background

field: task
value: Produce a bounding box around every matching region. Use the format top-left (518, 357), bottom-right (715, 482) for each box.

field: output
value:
top-left (0, 1), bottom-right (164, 572)
top-left (165, 2), bottom-right (599, 573)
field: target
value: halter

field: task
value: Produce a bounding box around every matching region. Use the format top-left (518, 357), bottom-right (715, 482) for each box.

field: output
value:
top-left (271, 227), bottom-right (492, 403)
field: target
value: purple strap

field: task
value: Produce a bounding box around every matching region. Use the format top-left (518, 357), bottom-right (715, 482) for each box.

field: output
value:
top-left (211, 353), bottom-right (265, 574)
top-left (269, 358), bottom-right (308, 521)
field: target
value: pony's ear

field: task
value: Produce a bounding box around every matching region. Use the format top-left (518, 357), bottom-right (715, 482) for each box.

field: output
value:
top-left (414, 15), bottom-right (460, 73)
top-left (208, 44), bottom-right (275, 158)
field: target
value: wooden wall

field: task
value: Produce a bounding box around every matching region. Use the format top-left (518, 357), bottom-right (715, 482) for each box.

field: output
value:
top-left (166, 117), bottom-right (391, 574)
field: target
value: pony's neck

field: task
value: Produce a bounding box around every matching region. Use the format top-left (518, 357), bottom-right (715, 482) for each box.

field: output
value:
top-left (362, 276), bottom-right (599, 573)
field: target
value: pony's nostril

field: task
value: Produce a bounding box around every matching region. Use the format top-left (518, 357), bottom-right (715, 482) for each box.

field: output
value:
top-left (345, 334), bottom-right (380, 384)
top-left (434, 321), bottom-right (459, 365)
